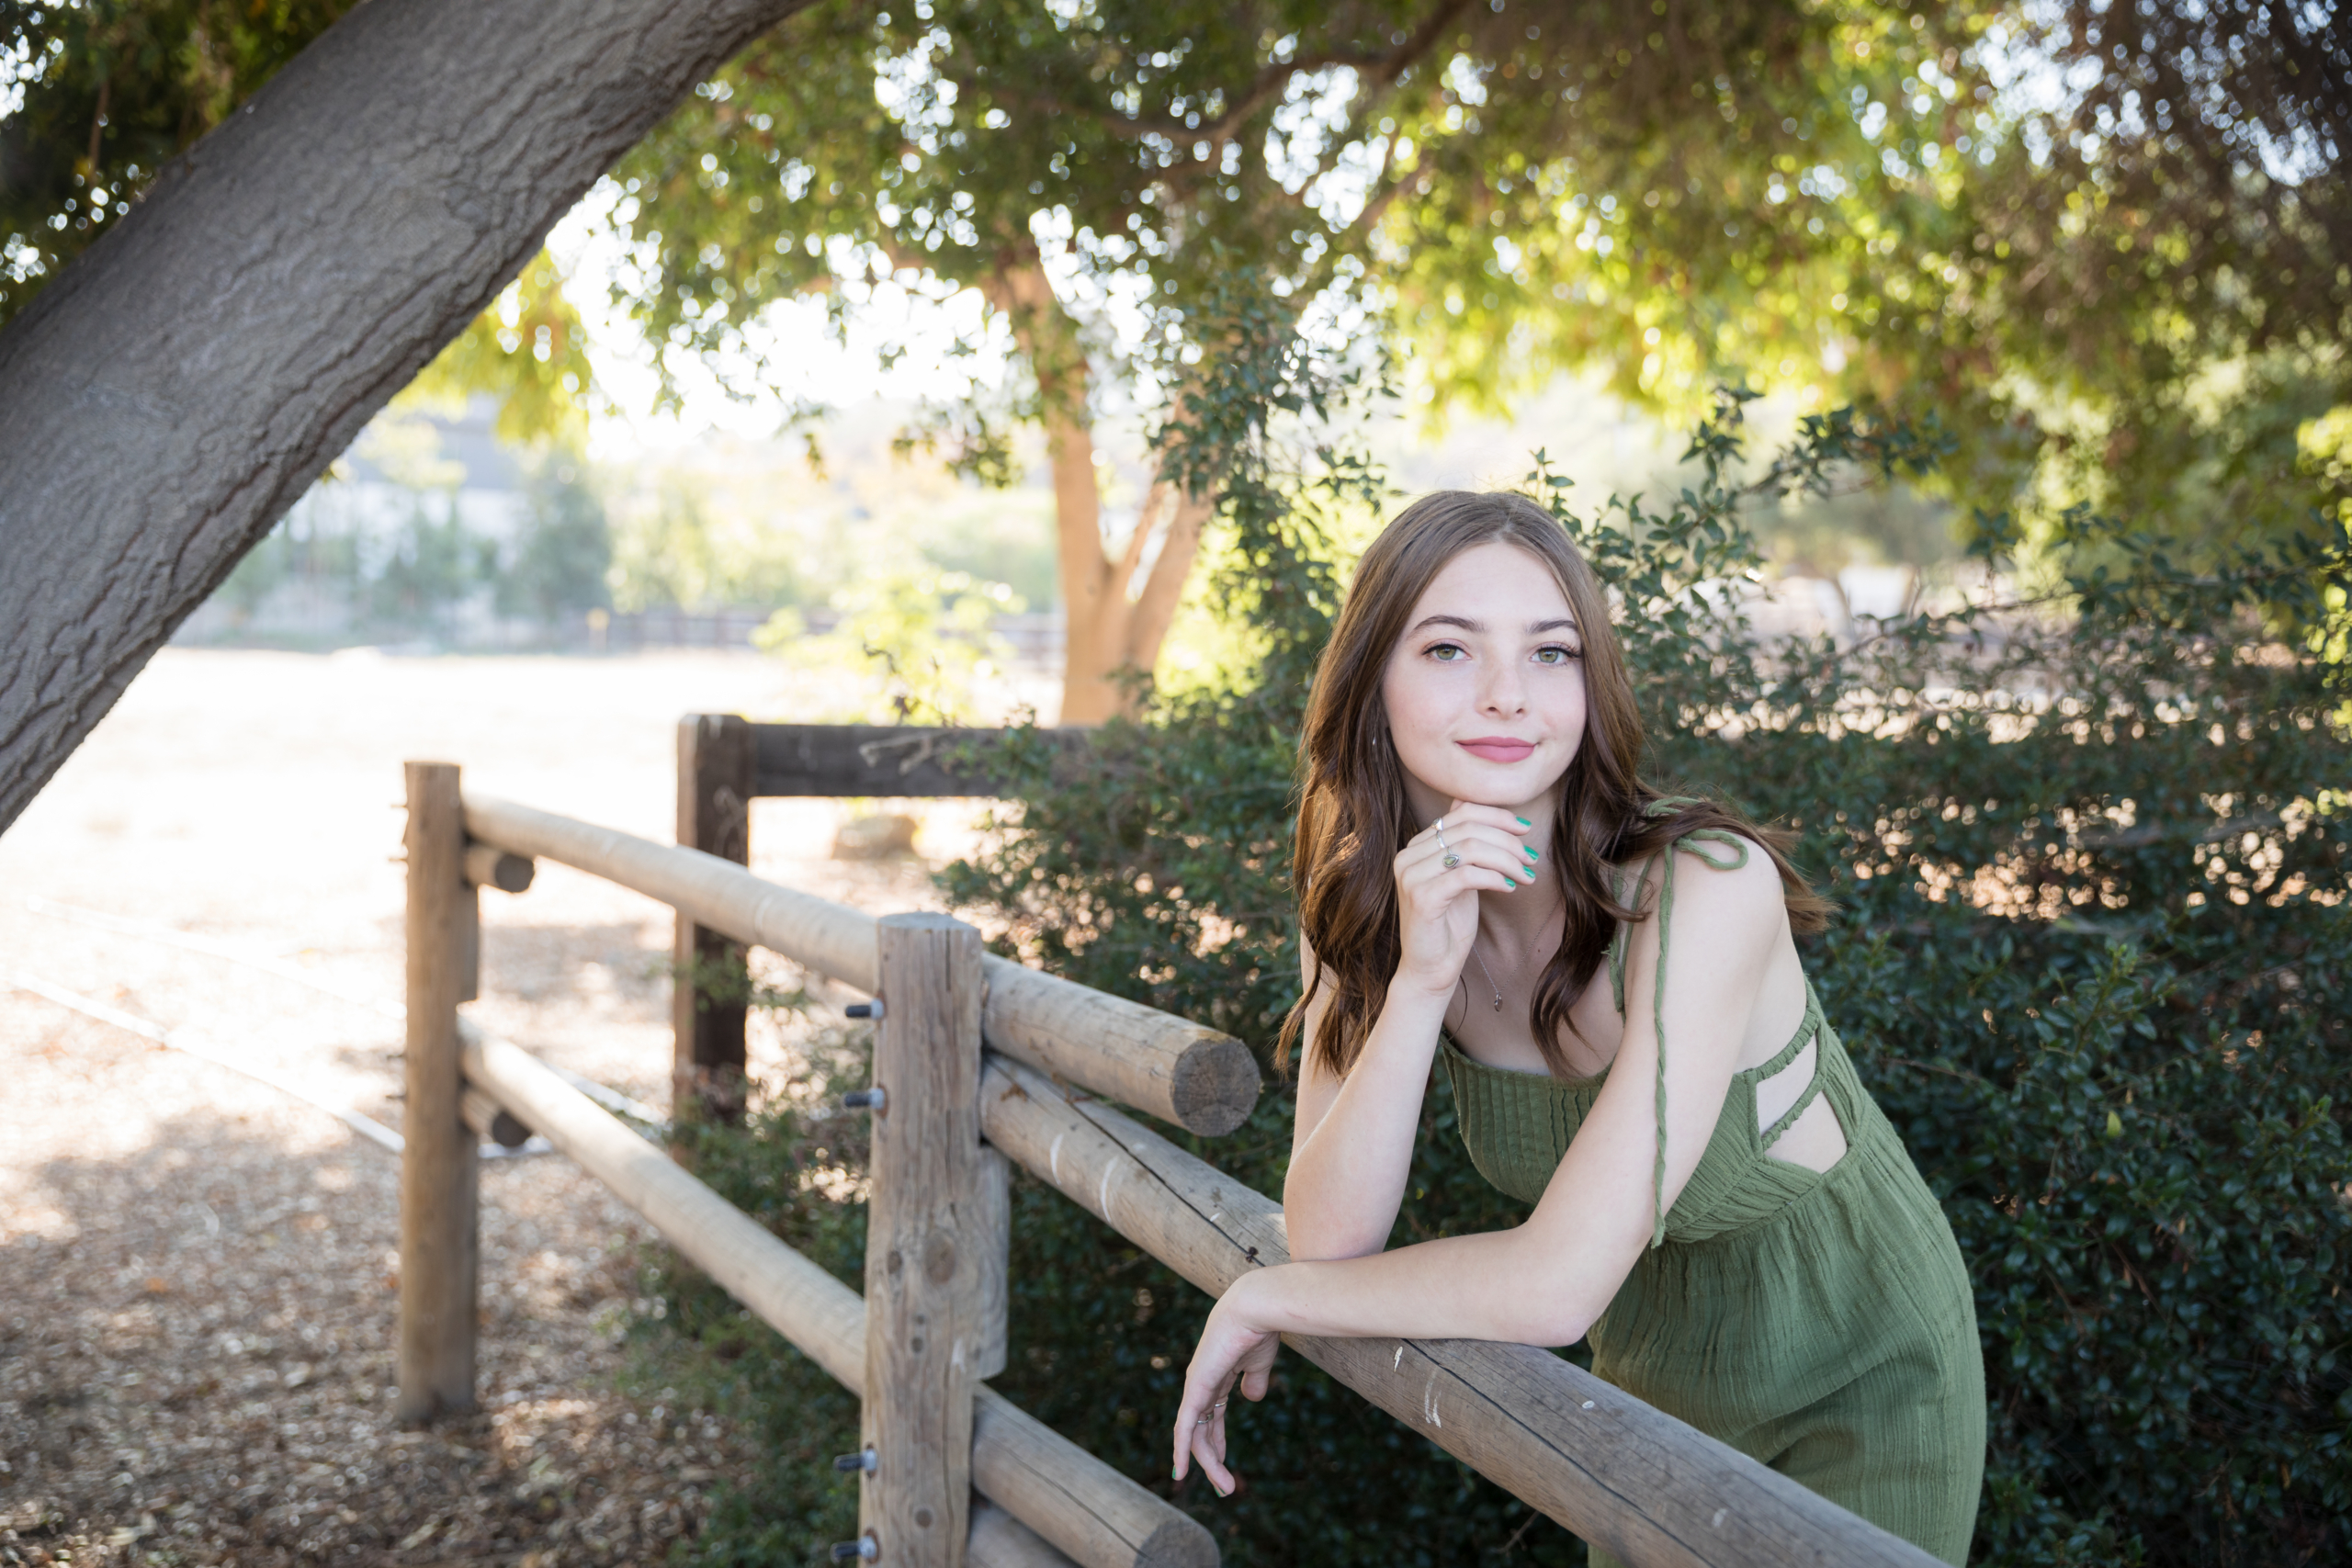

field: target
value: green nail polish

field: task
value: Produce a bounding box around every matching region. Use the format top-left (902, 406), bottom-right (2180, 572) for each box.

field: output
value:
top-left (1525, 846), bottom-right (1540, 861)
top-left (1515, 816), bottom-right (1532, 827)
top-left (1173, 1465), bottom-right (1182, 1480)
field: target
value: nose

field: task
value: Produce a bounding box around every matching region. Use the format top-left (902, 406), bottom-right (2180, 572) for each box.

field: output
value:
top-left (1477, 655), bottom-right (1527, 716)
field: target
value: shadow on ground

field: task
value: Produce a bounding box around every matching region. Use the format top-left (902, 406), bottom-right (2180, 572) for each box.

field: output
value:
top-left (0, 1023), bottom-right (748, 1568)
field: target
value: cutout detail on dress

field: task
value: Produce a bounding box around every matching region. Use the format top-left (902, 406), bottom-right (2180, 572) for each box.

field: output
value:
top-left (1754, 1039), bottom-right (1849, 1173)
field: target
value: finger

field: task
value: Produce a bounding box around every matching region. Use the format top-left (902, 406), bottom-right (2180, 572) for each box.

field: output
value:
top-left (1189, 1422), bottom-right (1237, 1496)
top-left (1444, 801), bottom-right (1543, 836)
top-left (1240, 1365), bottom-right (1272, 1401)
top-left (1172, 1357), bottom-right (1238, 1477)
top-left (1407, 820), bottom-right (1539, 873)
top-left (1435, 835), bottom-right (1541, 885)
top-left (1432, 818), bottom-right (1544, 871)
top-left (1399, 845), bottom-right (1532, 893)
top-left (1172, 1384), bottom-right (1211, 1479)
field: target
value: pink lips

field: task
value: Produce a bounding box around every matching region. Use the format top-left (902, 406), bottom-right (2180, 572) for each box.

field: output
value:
top-left (1456, 736), bottom-right (1536, 763)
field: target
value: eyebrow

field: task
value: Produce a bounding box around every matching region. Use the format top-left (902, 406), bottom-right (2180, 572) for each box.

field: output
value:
top-left (1408, 614), bottom-right (1580, 636)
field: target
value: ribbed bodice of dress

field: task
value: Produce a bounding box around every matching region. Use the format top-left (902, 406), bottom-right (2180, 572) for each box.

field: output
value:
top-left (1439, 978), bottom-right (1864, 1245)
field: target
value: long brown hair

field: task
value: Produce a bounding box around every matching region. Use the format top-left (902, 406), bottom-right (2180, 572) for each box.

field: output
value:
top-left (1277, 490), bottom-right (1829, 1083)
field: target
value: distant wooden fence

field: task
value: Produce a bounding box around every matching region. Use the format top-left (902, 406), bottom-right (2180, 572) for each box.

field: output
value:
top-left (399, 732), bottom-right (1948, 1568)
top-left (670, 716), bottom-right (1102, 1126)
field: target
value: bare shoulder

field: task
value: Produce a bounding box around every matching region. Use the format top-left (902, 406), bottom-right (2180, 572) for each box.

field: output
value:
top-left (1657, 832), bottom-right (1789, 938)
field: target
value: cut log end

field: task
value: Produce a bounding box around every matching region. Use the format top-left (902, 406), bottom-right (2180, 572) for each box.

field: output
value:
top-left (460, 1086), bottom-right (531, 1148)
top-left (1167, 1033), bottom-right (1262, 1137)
top-left (1134, 1514), bottom-right (1221, 1568)
top-left (462, 841), bottom-right (536, 894)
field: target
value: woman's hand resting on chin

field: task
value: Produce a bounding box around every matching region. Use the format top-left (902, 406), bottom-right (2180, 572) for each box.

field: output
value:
top-left (1393, 802), bottom-right (1543, 1000)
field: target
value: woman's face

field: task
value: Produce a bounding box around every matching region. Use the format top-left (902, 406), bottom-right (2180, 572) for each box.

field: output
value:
top-left (1378, 539), bottom-right (1587, 824)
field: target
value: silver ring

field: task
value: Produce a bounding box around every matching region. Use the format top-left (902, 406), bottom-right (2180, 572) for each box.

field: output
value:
top-left (1434, 819), bottom-right (1460, 869)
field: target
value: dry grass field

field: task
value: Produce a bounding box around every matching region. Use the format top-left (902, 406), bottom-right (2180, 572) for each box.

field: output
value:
top-left (0, 648), bottom-right (999, 1566)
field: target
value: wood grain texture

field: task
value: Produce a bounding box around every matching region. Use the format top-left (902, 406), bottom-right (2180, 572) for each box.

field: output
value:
top-left (460, 794), bottom-right (1257, 1135)
top-left (967, 1503), bottom-right (1080, 1568)
top-left (673, 714), bottom-right (753, 1123)
top-left (458, 1025), bottom-right (1206, 1568)
top-left (455, 862), bottom-right (482, 1006)
top-left (975, 1145), bottom-right (1010, 1382)
top-left (0, 0), bottom-right (821, 833)
top-left (465, 793), bottom-right (879, 985)
top-left (970, 1390), bottom-right (1216, 1568)
top-left (863, 914), bottom-right (986, 1566)
top-left (975, 1054), bottom-right (1946, 1568)
top-left (979, 956), bottom-right (1258, 1137)
top-left (399, 761), bottom-right (477, 1424)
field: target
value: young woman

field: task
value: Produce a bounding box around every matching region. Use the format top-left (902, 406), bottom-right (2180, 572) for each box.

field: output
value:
top-left (1170, 491), bottom-right (1984, 1565)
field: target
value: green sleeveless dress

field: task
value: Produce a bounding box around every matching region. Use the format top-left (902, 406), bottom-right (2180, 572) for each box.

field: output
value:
top-left (1438, 833), bottom-right (1984, 1565)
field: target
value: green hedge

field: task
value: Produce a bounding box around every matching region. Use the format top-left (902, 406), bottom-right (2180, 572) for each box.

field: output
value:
top-left (653, 390), bottom-right (2348, 1566)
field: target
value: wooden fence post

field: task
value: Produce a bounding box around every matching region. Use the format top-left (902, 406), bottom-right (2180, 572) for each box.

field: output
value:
top-left (862, 913), bottom-right (987, 1566)
top-left (398, 761), bottom-right (477, 1424)
top-left (673, 713), bottom-right (752, 1124)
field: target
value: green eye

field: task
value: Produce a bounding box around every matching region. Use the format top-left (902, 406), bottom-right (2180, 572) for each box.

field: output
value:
top-left (1533, 645), bottom-right (1581, 665)
top-left (1428, 643), bottom-right (1465, 661)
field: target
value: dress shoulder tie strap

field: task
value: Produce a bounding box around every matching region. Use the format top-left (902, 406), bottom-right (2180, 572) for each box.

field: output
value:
top-left (1623, 798), bottom-right (1750, 1248)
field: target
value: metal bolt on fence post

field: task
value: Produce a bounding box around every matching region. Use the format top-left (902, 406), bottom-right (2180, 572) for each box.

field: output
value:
top-left (845, 999), bottom-right (886, 1020)
top-left (829, 1533), bottom-right (878, 1562)
top-left (842, 1088), bottom-right (888, 1113)
top-left (832, 1447), bottom-right (878, 1475)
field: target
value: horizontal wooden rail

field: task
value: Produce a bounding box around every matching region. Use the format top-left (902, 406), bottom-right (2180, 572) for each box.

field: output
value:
top-left (970, 1502), bottom-right (1080, 1568)
top-left (976, 1054), bottom-right (1949, 1568)
top-left (461, 795), bottom-right (1259, 1135)
top-left (458, 1022), bottom-right (1214, 1568)
top-left (752, 723), bottom-right (1090, 798)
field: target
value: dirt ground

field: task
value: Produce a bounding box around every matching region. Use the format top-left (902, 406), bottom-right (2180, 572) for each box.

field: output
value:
top-left (0, 649), bottom-right (1003, 1566)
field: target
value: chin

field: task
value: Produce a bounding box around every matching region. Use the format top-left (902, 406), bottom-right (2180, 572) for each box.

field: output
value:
top-left (1446, 762), bottom-right (1553, 807)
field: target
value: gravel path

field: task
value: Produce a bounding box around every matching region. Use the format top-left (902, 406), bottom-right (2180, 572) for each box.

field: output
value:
top-left (1, 649), bottom-right (989, 1566)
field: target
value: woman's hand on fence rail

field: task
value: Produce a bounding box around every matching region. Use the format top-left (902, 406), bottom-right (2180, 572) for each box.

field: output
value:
top-left (981, 1050), bottom-right (1951, 1566)
top-left (1170, 1273), bottom-right (1282, 1495)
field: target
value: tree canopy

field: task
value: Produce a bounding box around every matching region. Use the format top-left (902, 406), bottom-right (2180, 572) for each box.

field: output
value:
top-left (7, 0), bottom-right (2346, 644)
top-left (614, 0), bottom-right (2349, 556)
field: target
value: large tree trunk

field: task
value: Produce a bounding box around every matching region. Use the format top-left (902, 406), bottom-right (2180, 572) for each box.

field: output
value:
top-left (0, 0), bottom-right (817, 833)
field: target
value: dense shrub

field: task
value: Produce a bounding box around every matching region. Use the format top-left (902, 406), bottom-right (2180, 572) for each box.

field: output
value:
top-left (656, 362), bottom-right (2348, 1564)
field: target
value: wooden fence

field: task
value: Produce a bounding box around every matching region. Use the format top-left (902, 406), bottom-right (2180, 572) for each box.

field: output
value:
top-left (399, 733), bottom-right (1949, 1568)
top-left (669, 716), bottom-right (1105, 1125)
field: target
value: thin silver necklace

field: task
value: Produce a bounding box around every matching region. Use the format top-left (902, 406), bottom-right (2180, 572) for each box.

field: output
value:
top-left (1470, 929), bottom-right (1503, 1012)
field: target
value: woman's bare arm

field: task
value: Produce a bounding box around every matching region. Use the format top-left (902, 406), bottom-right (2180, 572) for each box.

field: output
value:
top-left (1280, 937), bottom-right (1457, 1260)
top-left (1276, 844), bottom-right (1785, 1338)
top-left (1179, 841), bottom-right (1799, 1498)
top-left (1282, 803), bottom-right (1535, 1259)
